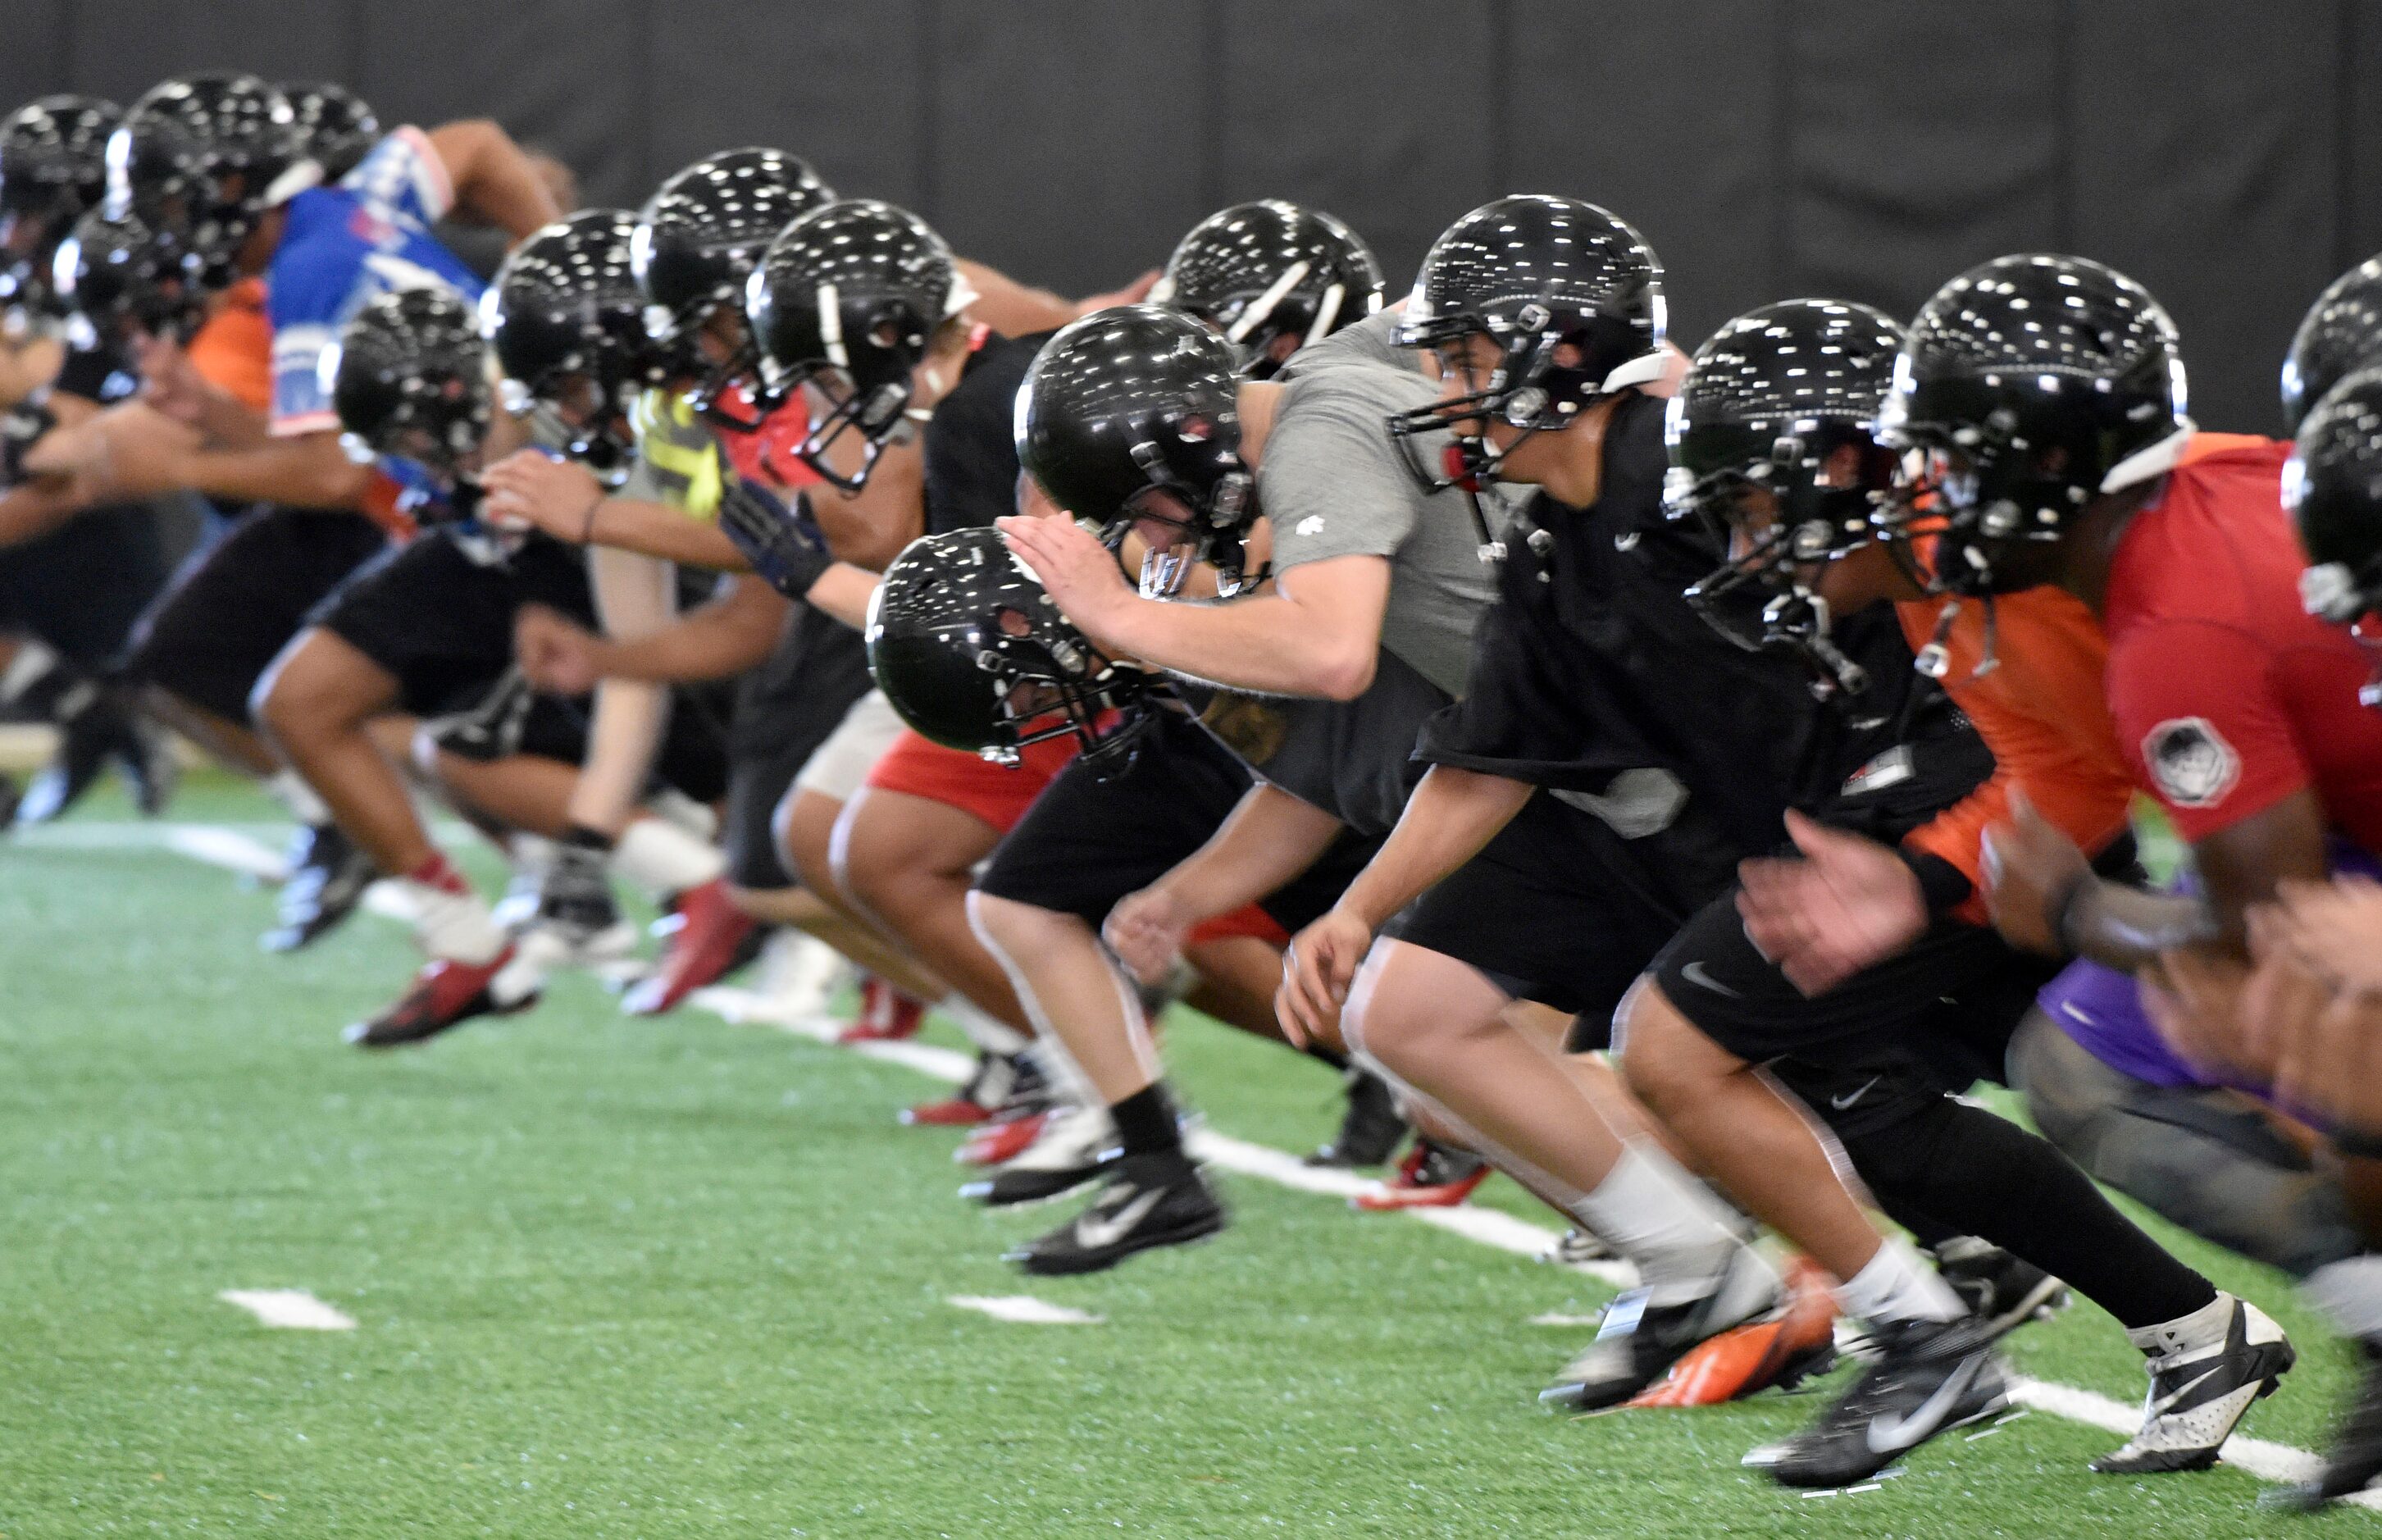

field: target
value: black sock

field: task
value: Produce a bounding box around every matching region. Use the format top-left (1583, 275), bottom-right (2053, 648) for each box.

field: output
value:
top-left (1843, 1096), bottom-right (2217, 1329)
top-left (1110, 1082), bottom-right (1184, 1163)
top-left (561, 822), bottom-right (615, 853)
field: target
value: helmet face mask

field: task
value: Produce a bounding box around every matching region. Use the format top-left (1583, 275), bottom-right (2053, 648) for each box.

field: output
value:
top-left (1387, 197), bottom-right (1666, 493)
top-left (868, 527), bottom-right (1152, 775)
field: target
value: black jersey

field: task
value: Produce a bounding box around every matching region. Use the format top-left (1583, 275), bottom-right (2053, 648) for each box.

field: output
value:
top-left (1414, 390), bottom-right (1984, 863)
top-left (1191, 645), bottom-right (1450, 839)
top-left (923, 330), bottom-right (1047, 536)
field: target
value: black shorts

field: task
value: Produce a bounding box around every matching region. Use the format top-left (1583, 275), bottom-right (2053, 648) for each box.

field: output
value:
top-left (1647, 886), bottom-right (2056, 1137)
top-left (1387, 791), bottom-right (1735, 1044)
top-left (309, 531), bottom-right (594, 718)
top-left (0, 500), bottom-right (177, 664)
top-left (496, 680), bottom-right (734, 806)
top-left (721, 603), bottom-right (872, 891)
top-left (976, 706), bottom-right (1377, 934)
top-left (123, 506), bottom-right (388, 721)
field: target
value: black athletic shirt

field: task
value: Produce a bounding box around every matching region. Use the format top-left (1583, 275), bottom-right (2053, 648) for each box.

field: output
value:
top-left (51, 333), bottom-right (139, 406)
top-left (923, 329), bottom-right (1048, 536)
top-left (1415, 390), bottom-right (1987, 862)
top-left (1191, 646), bottom-right (1451, 839)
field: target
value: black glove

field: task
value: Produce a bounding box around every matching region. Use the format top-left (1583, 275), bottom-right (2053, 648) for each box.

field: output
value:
top-left (0, 398), bottom-right (58, 486)
top-left (717, 476), bottom-right (833, 600)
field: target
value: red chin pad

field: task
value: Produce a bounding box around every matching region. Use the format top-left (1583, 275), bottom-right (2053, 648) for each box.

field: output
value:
top-left (1441, 442), bottom-right (1479, 492)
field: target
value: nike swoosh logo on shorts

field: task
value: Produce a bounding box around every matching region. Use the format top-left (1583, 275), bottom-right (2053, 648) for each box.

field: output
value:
top-left (1679, 961), bottom-right (1742, 999)
top-left (1866, 1354), bottom-right (1983, 1454)
top-left (1831, 1077), bottom-right (1881, 1110)
top-left (1074, 1187), bottom-right (1164, 1251)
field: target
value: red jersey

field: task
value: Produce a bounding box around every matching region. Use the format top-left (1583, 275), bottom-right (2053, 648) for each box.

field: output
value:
top-left (2104, 434), bottom-right (2382, 853)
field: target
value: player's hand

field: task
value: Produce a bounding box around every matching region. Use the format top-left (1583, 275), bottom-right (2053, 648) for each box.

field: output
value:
top-left (2140, 946), bottom-right (2266, 1086)
top-left (513, 603), bottom-right (608, 695)
top-left (77, 407), bottom-right (198, 500)
top-left (1104, 884), bottom-right (1192, 986)
top-left (133, 335), bottom-right (213, 426)
top-left (1735, 810), bottom-right (1925, 996)
top-left (1277, 907), bottom-right (1373, 1048)
top-left (1072, 269), bottom-right (1161, 318)
top-left (1981, 789), bottom-right (2093, 955)
top-left (480, 449), bottom-right (604, 543)
top-left (997, 513), bottom-right (1132, 643)
top-left (2265, 876), bottom-right (2382, 994)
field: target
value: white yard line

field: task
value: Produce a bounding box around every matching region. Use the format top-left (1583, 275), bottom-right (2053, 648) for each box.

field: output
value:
top-left (218, 1289), bottom-right (356, 1331)
top-left (947, 1295), bottom-right (1104, 1325)
top-left (130, 823), bottom-right (2362, 1501)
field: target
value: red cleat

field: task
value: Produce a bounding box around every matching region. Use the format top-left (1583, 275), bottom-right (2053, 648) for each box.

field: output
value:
top-left (1352, 1138), bottom-right (1492, 1210)
top-left (1626, 1257), bottom-right (1839, 1407)
top-left (956, 1109), bottom-right (1050, 1167)
top-left (838, 975), bottom-right (927, 1044)
top-left (904, 1095), bottom-right (995, 1127)
top-left (344, 947), bottom-right (539, 1049)
top-left (622, 878), bottom-right (757, 1017)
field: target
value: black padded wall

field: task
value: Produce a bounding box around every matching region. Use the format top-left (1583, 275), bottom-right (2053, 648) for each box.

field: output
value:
top-left (21, 0), bottom-right (2379, 428)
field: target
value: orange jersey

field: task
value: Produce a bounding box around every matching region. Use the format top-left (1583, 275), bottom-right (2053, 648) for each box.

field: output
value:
top-left (184, 278), bottom-right (273, 415)
top-left (1897, 585), bottom-right (2137, 923)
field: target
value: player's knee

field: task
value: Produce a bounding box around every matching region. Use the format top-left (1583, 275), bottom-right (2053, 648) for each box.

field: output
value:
top-left (966, 890), bottom-right (1077, 964)
top-left (1612, 978), bottom-right (1701, 1114)
top-left (776, 789), bottom-right (841, 898)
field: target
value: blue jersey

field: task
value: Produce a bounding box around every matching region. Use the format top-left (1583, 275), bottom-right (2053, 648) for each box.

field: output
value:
top-left (266, 127), bottom-right (485, 437)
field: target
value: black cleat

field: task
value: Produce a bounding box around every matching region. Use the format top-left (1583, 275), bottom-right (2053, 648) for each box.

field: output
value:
top-left (2095, 1295), bottom-right (2293, 1474)
top-left (14, 685), bottom-right (142, 824)
top-left (2271, 1336), bottom-right (2382, 1509)
top-left (1008, 1154), bottom-right (1226, 1276)
top-left (262, 822), bottom-right (376, 953)
top-left (0, 772), bottom-right (19, 827)
top-left (959, 1104), bottom-right (1114, 1207)
top-left (1933, 1237), bottom-right (2070, 1340)
top-left (1753, 1314), bottom-right (2008, 1488)
top-left (116, 713), bottom-right (180, 817)
top-left (1540, 1246), bottom-right (1783, 1411)
top-left (1306, 1068), bottom-right (1407, 1168)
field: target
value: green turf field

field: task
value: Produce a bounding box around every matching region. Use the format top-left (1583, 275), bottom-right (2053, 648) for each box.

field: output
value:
top-left (2, 777), bottom-right (2373, 1537)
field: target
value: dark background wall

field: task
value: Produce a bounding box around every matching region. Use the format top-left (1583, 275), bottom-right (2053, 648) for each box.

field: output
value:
top-left (4, 0), bottom-right (2373, 430)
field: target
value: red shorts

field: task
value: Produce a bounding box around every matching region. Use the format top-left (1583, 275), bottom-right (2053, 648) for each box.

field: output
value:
top-left (862, 728), bottom-right (1082, 834)
top-left (1188, 905), bottom-right (1292, 948)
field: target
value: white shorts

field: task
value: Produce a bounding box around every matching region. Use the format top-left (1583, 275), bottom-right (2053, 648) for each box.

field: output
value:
top-left (790, 689), bottom-right (907, 803)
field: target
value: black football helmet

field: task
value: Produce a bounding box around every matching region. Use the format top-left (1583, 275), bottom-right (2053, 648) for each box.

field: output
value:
top-left (1390, 195), bottom-right (1666, 491)
top-left (480, 209), bottom-right (658, 483)
top-left (1015, 305), bottom-right (1255, 599)
top-left (1882, 253), bottom-right (2192, 597)
top-left (1667, 299), bottom-right (1907, 697)
top-left (330, 287), bottom-right (492, 485)
top-left (744, 198), bottom-right (960, 488)
top-left (107, 74), bottom-right (305, 290)
top-left (280, 81), bottom-right (379, 182)
top-left (867, 526), bottom-right (1151, 772)
top-left (2284, 367), bottom-right (2382, 707)
top-left (52, 204), bottom-right (206, 339)
top-left (2283, 257), bottom-right (2382, 436)
top-left (631, 147), bottom-right (834, 407)
top-left (1150, 200), bottom-right (1384, 378)
top-left (0, 94), bottom-right (121, 311)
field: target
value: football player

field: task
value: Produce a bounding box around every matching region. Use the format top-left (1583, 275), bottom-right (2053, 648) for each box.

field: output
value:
top-left (1634, 257), bottom-right (2296, 1485)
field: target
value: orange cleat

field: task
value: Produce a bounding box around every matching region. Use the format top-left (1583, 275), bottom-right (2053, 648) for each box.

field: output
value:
top-left (622, 878), bottom-right (757, 1017)
top-left (956, 1109), bottom-right (1051, 1167)
top-left (1626, 1257), bottom-right (1839, 1408)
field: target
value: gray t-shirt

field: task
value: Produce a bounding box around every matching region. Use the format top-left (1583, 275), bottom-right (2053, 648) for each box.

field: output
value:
top-left (1277, 307), bottom-right (1410, 377)
top-left (1259, 351), bottom-right (1510, 698)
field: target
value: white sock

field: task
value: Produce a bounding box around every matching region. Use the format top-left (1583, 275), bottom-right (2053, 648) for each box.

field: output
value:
top-left (1569, 1143), bottom-right (1765, 1307)
top-left (941, 994), bottom-right (1030, 1057)
top-left (2126, 1291), bottom-right (2234, 1360)
top-left (609, 817), bottom-right (726, 900)
top-left (407, 883), bottom-right (506, 965)
top-left (1835, 1237), bottom-right (1966, 1326)
top-left (2307, 1255), bottom-right (2382, 1342)
top-left (266, 769), bottom-right (331, 827)
top-left (0, 636), bottom-right (59, 703)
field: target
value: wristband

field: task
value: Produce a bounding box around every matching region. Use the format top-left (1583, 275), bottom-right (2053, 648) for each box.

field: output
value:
top-left (577, 492), bottom-right (604, 545)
